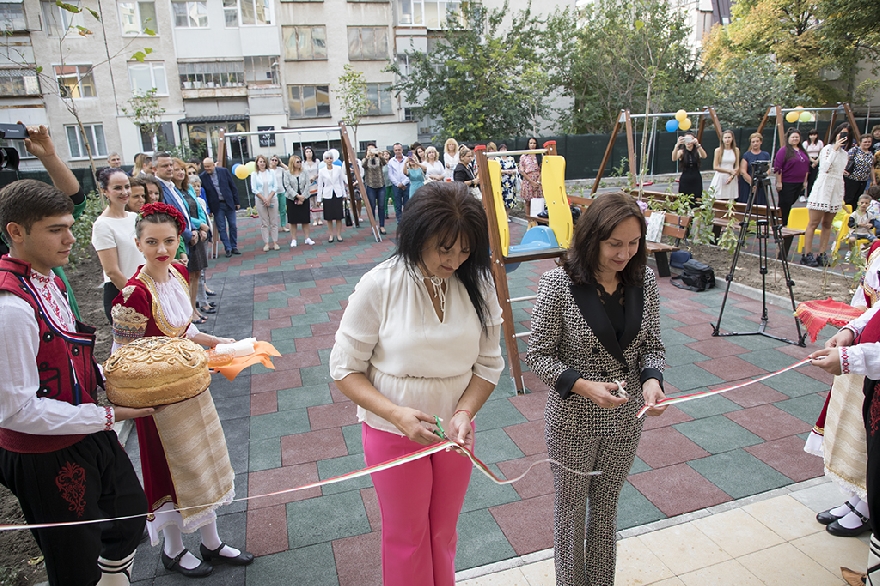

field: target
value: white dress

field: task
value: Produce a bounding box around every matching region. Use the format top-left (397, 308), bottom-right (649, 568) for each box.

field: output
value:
top-left (807, 144), bottom-right (848, 213)
top-left (708, 149), bottom-right (738, 200)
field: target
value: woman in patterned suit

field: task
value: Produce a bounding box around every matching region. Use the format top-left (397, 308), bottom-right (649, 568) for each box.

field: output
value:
top-left (526, 192), bottom-right (667, 586)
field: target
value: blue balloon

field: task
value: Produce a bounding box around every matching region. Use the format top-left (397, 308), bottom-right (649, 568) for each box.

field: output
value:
top-left (231, 163), bottom-right (241, 173)
top-left (665, 119), bottom-right (679, 133)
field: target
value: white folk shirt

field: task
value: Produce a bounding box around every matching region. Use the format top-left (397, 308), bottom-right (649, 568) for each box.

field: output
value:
top-left (330, 258), bottom-right (504, 435)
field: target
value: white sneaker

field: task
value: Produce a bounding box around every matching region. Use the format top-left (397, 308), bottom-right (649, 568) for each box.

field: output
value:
top-left (799, 195), bottom-right (807, 202)
top-left (290, 240), bottom-right (297, 248)
top-left (262, 244), bottom-right (269, 252)
top-left (305, 238), bottom-right (315, 246)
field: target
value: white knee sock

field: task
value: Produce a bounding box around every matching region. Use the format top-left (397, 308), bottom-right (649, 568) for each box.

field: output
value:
top-left (199, 521), bottom-right (240, 557)
top-left (162, 525), bottom-right (201, 570)
top-left (97, 551), bottom-right (135, 586)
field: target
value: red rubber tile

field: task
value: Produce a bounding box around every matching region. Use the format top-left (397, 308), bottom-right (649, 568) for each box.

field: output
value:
top-left (247, 463), bottom-right (321, 508)
top-left (629, 464), bottom-right (731, 517)
top-left (522, 372), bottom-right (551, 394)
top-left (640, 405), bottom-right (694, 431)
top-left (293, 334), bottom-right (337, 351)
top-left (273, 350), bottom-right (322, 371)
top-left (504, 420), bottom-right (546, 456)
top-left (685, 337), bottom-right (747, 359)
top-left (496, 454), bottom-right (554, 500)
top-left (246, 504), bottom-right (289, 556)
top-left (745, 435), bottom-right (824, 482)
top-left (250, 391), bottom-right (278, 416)
top-left (333, 531), bottom-right (383, 586)
top-left (268, 305), bottom-right (307, 319)
top-left (361, 487), bottom-right (381, 531)
top-left (509, 390), bottom-right (549, 422)
top-left (489, 494), bottom-right (555, 556)
top-left (311, 321), bottom-right (342, 337)
top-left (694, 355), bottom-right (769, 381)
top-left (329, 381), bottom-right (352, 403)
top-left (281, 428), bottom-right (348, 466)
top-left (255, 283), bottom-right (287, 295)
top-left (725, 404), bottom-right (812, 441)
top-left (636, 427), bottom-right (710, 469)
top-left (674, 323), bottom-right (721, 341)
top-left (251, 369), bottom-right (302, 393)
top-left (308, 401), bottom-right (359, 430)
top-left (723, 382), bottom-right (789, 408)
top-left (669, 311), bottom-right (716, 326)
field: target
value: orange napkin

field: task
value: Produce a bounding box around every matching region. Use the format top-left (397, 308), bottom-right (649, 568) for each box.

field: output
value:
top-left (210, 341), bottom-right (281, 381)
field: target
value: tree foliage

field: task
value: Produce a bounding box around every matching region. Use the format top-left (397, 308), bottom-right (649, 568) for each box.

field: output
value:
top-left (388, 2), bottom-right (551, 141)
top-left (334, 65), bottom-right (372, 146)
top-left (542, 0), bottom-right (700, 133)
top-left (122, 88), bottom-right (165, 151)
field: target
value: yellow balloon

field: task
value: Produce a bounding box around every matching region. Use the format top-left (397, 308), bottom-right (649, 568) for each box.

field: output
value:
top-left (675, 109), bottom-right (687, 123)
top-left (785, 111), bottom-right (799, 123)
top-left (679, 118), bottom-right (692, 131)
top-left (235, 165), bottom-right (250, 180)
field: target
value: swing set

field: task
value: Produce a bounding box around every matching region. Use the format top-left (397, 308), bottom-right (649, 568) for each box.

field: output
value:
top-left (217, 123), bottom-right (382, 242)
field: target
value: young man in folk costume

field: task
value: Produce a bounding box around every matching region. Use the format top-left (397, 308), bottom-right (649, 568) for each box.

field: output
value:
top-left (0, 129), bottom-right (158, 585)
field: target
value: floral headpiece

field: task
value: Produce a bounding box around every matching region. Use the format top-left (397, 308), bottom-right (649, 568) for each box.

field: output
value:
top-left (139, 203), bottom-right (187, 236)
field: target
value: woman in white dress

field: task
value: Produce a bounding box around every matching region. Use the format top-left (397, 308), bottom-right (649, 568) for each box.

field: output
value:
top-left (424, 146), bottom-right (446, 182)
top-left (802, 123), bottom-right (853, 266)
top-left (443, 138), bottom-right (459, 179)
top-left (708, 130), bottom-right (739, 200)
top-left (302, 146), bottom-right (322, 227)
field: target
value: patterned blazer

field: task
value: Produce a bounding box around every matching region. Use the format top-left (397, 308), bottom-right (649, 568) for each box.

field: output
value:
top-left (525, 266), bottom-right (666, 436)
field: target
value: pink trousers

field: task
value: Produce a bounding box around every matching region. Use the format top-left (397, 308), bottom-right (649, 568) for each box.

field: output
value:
top-left (362, 423), bottom-right (473, 586)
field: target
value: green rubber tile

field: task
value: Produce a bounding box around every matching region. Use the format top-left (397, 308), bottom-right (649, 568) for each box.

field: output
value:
top-left (692, 293), bottom-right (726, 307)
top-left (738, 348), bottom-right (801, 372)
top-left (762, 371), bottom-right (830, 398)
top-left (617, 481), bottom-right (665, 530)
top-left (454, 509), bottom-right (517, 571)
top-left (630, 457), bottom-right (651, 475)
top-left (306, 301), bottom-right (346, 314)
top-left (673, 395), bottom-right (741, 419)
top-left (318, 348), bottom-right (333, 364)
top-left (659, 316), bottom-right (686, 330)
top-left (300, 364), bottom-right (334, 387)
top-left (774, 394), bottom-right (828, 424)
top-left (253, 308), bottom-right (270, 320)
top-left (661, 329), bottom-right (697, 346)
top-left (658, 304), bottom-right (676, 315)
top-left (286, 490), bottom-right (371, 548)
top-left (278, 384), bottom-right (333, 411)
top-left (473, 428), bottom-right (525, 465)
top-left (493, 375), bottom-right (519, 398)
top-left (319, 292), bottom-right (351, 304)
top-left (255, 299), bottom-right (292, 311)
top-left (674, 415), bottom-right (762, 455)
top-left (268, 290), bottom-right (296, 302)
top-left (250, 408), bottom-right (311, 441)
top-left (461, 463), bottom-right (520, 513)
top-left (249, 437), bottom-right (281, 472)
top-left (664, 344), bottom-right (710, 367)
top-left (249, 362), bottom-right (274, 375)
top-left (700, 305), bottom-right (748, 319)
top-left (662, 364), bottom-right (724, 393)
top-left (726, 334), bottom-right (792, 351)
top-left (318, 453), bottom-right (372, 495)
top-left (688, 448), bottom-right (791, 499)
top-left (272, 338), bottom-right (297, 355)
top-left (270, 324), bottom-right (314, 342)
top-left (474, 399), bottom-right (528, 431)
top-left (714, 317), bottom-right (767, 334)
top-left (245, 544), bottom-right (339, 586)
top-left (341, 424), bottom-right (363, 455)
top-left (288, 313), bottom-right (331, 327)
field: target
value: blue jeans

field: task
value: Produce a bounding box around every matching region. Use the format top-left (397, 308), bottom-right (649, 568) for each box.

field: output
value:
top-left (365, 185), bottom-right (385, 227)
top-left (392, 184), bottom-right (409, 221)
top-left (214, 202), bottom-right (238, 250)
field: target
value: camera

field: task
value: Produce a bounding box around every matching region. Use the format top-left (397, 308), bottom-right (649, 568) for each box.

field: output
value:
top-left (840, 131), bottom-right (849, 141)
top-left (0, 123), bottom-right (25, 172)
top-left (750, 159), bottom-right (771, 182)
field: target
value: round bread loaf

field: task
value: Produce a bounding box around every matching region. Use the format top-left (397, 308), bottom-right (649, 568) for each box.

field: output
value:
top-left (104, 337), bottom-right (211, 408)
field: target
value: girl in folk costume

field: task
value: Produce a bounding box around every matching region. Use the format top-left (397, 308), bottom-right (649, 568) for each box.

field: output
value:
top-left (805, 241), bottom-right (880, 539)
top-left (111, 203), bottom-right (254, 578)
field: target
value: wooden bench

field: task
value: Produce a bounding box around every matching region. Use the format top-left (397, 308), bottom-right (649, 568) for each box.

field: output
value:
top-left (709, 201), bottom-right (806, 258)
top-left (528, 195), bottom-right (690, 277)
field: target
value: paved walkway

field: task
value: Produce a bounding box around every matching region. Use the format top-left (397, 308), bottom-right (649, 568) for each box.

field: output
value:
top-left (125, 215), bottom-right (862, 585)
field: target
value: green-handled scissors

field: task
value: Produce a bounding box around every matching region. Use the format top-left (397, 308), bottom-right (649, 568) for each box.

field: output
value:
top-left (431, 415), bottom-right (448, 440)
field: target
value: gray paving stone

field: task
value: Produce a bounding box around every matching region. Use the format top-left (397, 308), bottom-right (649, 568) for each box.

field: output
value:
top-left (455, 509), bottom-right (517, 572)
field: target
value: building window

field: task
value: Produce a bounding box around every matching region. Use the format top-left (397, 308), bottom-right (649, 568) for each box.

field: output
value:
top-left (0, 2), bottom-right (27, 31)
top-left (348, 27), bottom-right (388, 61)
top-left (365, 83), bottom-right (393, 115)
top-left (54, 65), bottom-right (96, 98)
top-left (396, 0), bottom-right (460, 28)
top-left (0, 69), bottom-right (41, 96)
top-left (244, 56), bottom-right (278, 85)
top-left (178, 61), bottom-right (244, 88)
top-left (0, 139), bottom-right (34, 160)
top-left (288, 85), bottom-right (330, 119)
top-left (128, 62), bottom-right (167, 95)
top-left (66, 124), bottom-right (107, 159)
top-left (282, 26), bottom-right (327, 61)
top-left (140, 121), bottom-right (175, 150)
top-left (223, 0), bottom-right (271, 26)
top-left (172, 1), bottom-right (207, 28)
top-left (118, 1), bottom-right (157, 35)
top-left (403, 107), bottom-right (418, 122)
top-left (41, 0), bottom-right (83, 36)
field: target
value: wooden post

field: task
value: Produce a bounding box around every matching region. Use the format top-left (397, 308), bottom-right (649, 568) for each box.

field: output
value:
top-left (756, 106), bottom-right (773, 135)
top-left (217, 129), bottom-right (226, 167)
top-left (775, 107), bottom-right (785, 146)
top-left (624, 110), bottom-right (637, 180)
top-left (591, 111), bottom-right (623, 195)
top-left (707, 106), bottom-right (723, 141)
top-left (338, 122), bottom-right (380, 241)
top-left (843, 102), bottom-right (861, 142)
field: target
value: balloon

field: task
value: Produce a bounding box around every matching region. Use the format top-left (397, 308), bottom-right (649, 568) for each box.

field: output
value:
top-left (679, 118), bottom-right (692, 131)
top-left (235, 165), bottom-right (250, 180)
top-left (231, 163), bottom-right (240, 174)
top-left (785, 111), bottom-right (799, 123)
top-left (245, 161), bottom-right (256, 173)
top-left (665, 119), bottom-right (679, 132)
top-left (675, 109), bottom-right (687, 122)
top-left (799, 111), bottom-right (812, 123)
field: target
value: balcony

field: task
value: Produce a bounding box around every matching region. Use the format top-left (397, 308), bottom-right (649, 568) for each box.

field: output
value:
top-left (180, 83), bottom-right (248, 99)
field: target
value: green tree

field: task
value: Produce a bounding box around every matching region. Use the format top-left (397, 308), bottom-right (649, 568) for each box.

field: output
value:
top-left (334, 65), bottom-right (373, 148)
top-left (543, 0), bottom-right (700, 134)
top-left (388, 2), bottom-right (550, 141)
top-left (122, 88), bottom-right (165, 151)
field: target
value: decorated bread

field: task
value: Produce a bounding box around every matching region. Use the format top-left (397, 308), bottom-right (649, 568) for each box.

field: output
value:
top-left (104, 337), bottom-right (211, 408)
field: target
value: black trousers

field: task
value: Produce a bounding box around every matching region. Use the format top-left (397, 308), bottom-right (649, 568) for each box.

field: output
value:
top-left (102, 282), bottom-right (119, 324)
top-left (0, 431), bottom-right (147, 586)
top-left (777, 182), bottom-right (803, 227)
top-left (845, 178), bottom-right (869, 208)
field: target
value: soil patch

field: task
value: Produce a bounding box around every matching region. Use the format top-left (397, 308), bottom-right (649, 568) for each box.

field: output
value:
top-left (0, 250), bottom-right (108, 585)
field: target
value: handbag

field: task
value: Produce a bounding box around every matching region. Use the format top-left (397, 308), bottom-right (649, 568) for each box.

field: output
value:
top-left (344, 200), bottom-right (353, 227)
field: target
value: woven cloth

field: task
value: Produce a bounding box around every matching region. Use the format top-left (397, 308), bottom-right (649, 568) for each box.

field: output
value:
top-left (152, 390), bottom-right (234, 527)
top-left (794, 298), bottom-right (866, 343)
top-left (824, 373), bottom-right (868, 499)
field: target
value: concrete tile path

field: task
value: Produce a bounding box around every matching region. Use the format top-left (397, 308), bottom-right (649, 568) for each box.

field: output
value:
top-left (126, 214), bottom-right (859, 585)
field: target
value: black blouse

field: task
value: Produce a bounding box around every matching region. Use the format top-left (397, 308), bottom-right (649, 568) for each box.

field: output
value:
top-left (453, 163), bottom-right (475, 183)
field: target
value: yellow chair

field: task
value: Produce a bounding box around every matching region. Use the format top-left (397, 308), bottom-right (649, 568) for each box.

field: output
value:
top-left (487, 159), bottom-right (511, 256)
top-left (787, 207), bottom-right (810, 253)
top-left (541, 156), bottom-right (574, 249)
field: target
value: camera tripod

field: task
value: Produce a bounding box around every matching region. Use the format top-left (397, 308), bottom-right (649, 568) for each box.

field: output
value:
top-left (712, 168), bottom-right (807, 347)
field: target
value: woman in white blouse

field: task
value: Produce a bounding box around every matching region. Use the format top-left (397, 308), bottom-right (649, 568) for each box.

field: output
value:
top-left (443, 138), bottom-right (460, 179)
top-left (316, 151), bottom-right (348, 242)
top-left (424, 146), bottom-right (446, 181)
top-left (250, 155), bottom-right (280, 251)
top-left (330, 183), bottom-right (503, 586)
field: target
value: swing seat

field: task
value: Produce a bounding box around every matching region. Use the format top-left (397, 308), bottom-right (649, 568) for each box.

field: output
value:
top-left (508, 226), bottom-right (559, 254)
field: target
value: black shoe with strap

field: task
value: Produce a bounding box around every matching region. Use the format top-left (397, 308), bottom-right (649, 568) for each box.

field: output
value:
top-left (199, 542), bottom-right (255, 567)
top-left (827, 502), bottom-right (872, 537)
top-left (161, 549), bottom-right (213, 578)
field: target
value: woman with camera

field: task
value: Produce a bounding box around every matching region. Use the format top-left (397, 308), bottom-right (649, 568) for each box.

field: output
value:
top-left (801, 124), bottom-right (852, 267)
top-left (672, 131), bottom-right (706, 200)
top-left (738, 133), bottom-right (770, 205)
